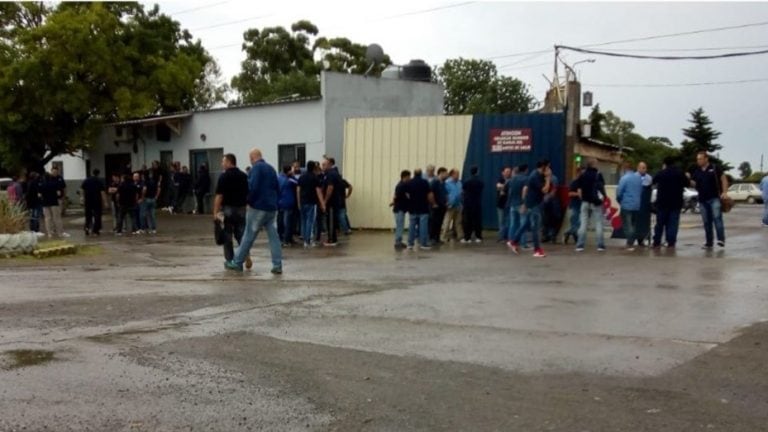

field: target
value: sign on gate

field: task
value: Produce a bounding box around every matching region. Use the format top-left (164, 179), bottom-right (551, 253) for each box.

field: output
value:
top-left (489, 128), bottom-right (532, 153)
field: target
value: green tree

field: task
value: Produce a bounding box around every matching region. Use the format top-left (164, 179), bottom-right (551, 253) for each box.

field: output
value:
top-left (738, 161), bottom-right (752, 179)
top-left (231, 20), bottom-right (391, 104)
top-left (588, 104), bottom-right (606, 140)
top-left (436, 58), bottom-right (535, 114)
top-left (0, 2), bottom-right (224, 172)
top-left (679, 107), bottom-right (730, 172)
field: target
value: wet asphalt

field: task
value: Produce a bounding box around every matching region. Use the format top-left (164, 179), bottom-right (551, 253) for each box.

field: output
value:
top-left (1, 206), bottom-right (767, 431)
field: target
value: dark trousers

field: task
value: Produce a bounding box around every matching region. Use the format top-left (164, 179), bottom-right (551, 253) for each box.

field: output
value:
top-left (277, 208), bottom-right (296, 244)
top-left (117, 205), bottom-right (138, 233)
top-left (315, 209), bottom-right (325, 242)
top-left (222, 206), bottom-right (246, 261)
top-left (462, 206), bottom-right (482, 240)
top-left (195, 191), bottom-right (207, 214)
top-left (430, 206), bottom-right (447, 242)
top-left (653, 208), bottom-right (681, 247)
top-left (325, 206), bottom-right (339, 243)
top-left (85, 204), bottom-right (103, 235)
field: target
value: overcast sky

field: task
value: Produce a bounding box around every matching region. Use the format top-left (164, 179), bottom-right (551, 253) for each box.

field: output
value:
top-left (153, 0), bottom-right (768, 172)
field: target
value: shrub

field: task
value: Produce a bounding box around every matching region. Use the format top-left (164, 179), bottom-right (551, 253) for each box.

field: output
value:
top-left (0, 197), bottom-right (27, 234)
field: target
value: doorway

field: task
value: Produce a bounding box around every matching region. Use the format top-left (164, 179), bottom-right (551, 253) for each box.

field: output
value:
top-left (104, 153), bottom-right (132, 178)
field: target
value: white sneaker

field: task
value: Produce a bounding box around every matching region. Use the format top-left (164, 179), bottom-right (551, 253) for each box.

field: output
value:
top-left (35, 232), bottom-right (46, 237)
top-left (474, 238), bottom-right (482, 244)
top-left (60, 232), bottom-right (71, 238)
top-left (460, 239), bottom-right (470, 244)
top-left (575, 247), bottom-right (585, 252)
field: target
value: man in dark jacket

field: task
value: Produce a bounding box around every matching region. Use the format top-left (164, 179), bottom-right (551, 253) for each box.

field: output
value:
top-left (652, 156), bottom-right (688, 248)
top-left (194, 164), bottom-right (211, 214)
top-left (429, 167), bottom-right (448, 244)
top-left (225, 148), bottom-right (282, 274)
top-left (25, 172), bottom-right (43, 233)
top-left (575, 158), bottom-right (607, 252)
top-left (213, 153), bottom-right (250, 267)
top-left (406, 169), bottom-right (434, 250)
top-left (391, 169), bottom-right (411, 249)
top-left (81, 169), bottom-right (106, 236)
top-left (461, 166), bottom-right (484, 243)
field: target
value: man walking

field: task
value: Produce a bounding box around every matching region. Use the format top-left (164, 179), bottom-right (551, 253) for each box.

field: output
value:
top-left (496, 167), bottom-right (513, 242)
top-left (213, 153), bottom-right (251, 269)
top-left (461, 166), bottom-right (484, 243)
top-left (575, 158), bottom-right (607, 252)
top-left (617, 162), bottom-right (643, 251)
top-left (406, 168), bottom-right (434, 250)
top-left (689, 151), bottom-right (729, 249)
top-left (225, 148), bottom-right (282, 274)
top-left (81, 169), bottom-right (106, 236)
top-left (390, 170), bottom-right (411, 249)
top-left (297, 161), bottom-right (324, 248)
top-left (116, 174), bottom-right (139, 236)
top-left (429, 167), bottom-right (448, 244)
top-left (142, 170), bottom-right (161, 234)
top-left (441, 169), bottom-right (463, 242)
top-left (652, 157), bottom-right (688, 248)
top-left (508, 160), bottom-right (552, 258)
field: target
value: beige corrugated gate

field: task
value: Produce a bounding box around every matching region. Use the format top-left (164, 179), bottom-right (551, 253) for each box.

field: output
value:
top-left (343, 115), bottom-right (473, 229)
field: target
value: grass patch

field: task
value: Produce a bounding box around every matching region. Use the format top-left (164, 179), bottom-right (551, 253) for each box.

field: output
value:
top-left (2, 349), bottom-right (56, 370)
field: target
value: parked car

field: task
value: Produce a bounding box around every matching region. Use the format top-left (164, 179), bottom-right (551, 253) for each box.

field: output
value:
top-left (0, 177), bottom-right (12, 200)
top-left (651, 187), bottom-right (699, 213)
top-left (727, 183), bottom-right (763, 204)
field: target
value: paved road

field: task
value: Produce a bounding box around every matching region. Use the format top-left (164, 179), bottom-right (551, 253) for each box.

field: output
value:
top-left (1, 206), bottom-right (766, 431)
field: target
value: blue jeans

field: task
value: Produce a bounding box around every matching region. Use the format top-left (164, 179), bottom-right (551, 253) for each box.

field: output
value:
top-left (408, 213), bottom-right (429, 247)
top-left (29, 205), bottom-right (42, 232)
top-left (513, 206), bottom-right (542, 250)
top-left (507, 205), bottom-right (529, 247)
top-left (621, 209), bottom-right (638, 246)
top-left (565, 204), bottom-right (581, 236)
top-left (577, 202), bottom-right (605, 249)
top-left (300, 204), bottom-right (317, 245)
top-left (278, 208), bottom-right (295, 243)
top-left (233, 207), bottom-right (282, 269)
top-left (339, 208), bottom-right (350, 233)
top-left (142, 198), bottom-right (157, 231)
top-left (763, 201), bottom-right (768, 225)
top-left (497, 208), bottom-right (509, 241)
top-left (700, 198), bottom-right (725, 246)
top-left (394, 211), bottom-right (406, 244)
top-left (653, 208), bottom-right (681, 247)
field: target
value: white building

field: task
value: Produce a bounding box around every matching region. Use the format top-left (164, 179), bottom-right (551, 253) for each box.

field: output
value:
top-left (50, 71), bottom-right (444, 202)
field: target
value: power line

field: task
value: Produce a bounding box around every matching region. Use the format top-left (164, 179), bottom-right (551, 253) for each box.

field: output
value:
top-left (498, 61), bottom-right (552, 71)
top-left (167, 1), bottom-right (230, 16)
top-left (584, 78), bottom-right (768, 88)
top-left (607, 44), bottom-right (768, 52)
top-left (191, 14), bottom-right (273, 32)
top-left (375, 1), bottom-right (476, 22)
top-left (486, 19), bottom-right (768, 60)
top-left (557, 45), bottom-right (768, 60)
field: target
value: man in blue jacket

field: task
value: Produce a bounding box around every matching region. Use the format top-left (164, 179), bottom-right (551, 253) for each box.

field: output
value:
top-left (226, 148), bottom-right (283, 274)
top-left (617, 162), bottom-right (644, 251)
top-left (441, 169), bottom-right (463, 242)
top-left (277, 165), bottom-right (298, 246)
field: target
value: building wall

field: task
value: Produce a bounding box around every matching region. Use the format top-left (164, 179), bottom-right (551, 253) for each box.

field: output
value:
top-left (322, 72), bottom-right (444, 172)
top-left (89, 100), bottom-right (324, 177)
top-left (343, 115), bottom-right (473, 229)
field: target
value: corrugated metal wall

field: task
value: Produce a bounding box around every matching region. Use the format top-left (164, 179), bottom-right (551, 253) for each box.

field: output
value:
top-left (343, 116), bottom-right (473, 229)
top-left (462, 113), bottom-right (566, 229)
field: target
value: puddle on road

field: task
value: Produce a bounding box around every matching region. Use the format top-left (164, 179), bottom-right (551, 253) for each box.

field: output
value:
top-left (2, 349), bottom-right (56, 370)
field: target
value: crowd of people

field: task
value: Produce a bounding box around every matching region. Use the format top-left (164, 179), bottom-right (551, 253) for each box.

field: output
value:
top-left (390, 151), bottom-right (741, 258)
top-left (213, 151), bottom-right (353, 274)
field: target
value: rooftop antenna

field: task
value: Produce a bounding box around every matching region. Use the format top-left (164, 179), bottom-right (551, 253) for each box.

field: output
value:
top-left (365, 43), bottom-right (385, 76)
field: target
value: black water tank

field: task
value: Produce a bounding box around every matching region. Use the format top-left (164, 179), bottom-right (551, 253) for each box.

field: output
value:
top-left (401, 59), bottom-right (432, 82)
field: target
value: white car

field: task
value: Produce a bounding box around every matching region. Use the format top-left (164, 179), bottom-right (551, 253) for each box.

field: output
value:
top-left (651, 187), bottom-right (699, 213)
top-left (727, 183), bottom-right (763, 204)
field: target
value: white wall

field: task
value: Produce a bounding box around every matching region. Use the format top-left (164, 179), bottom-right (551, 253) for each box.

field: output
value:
top-left (321, 71), bottom-right (444, 173)
top-left (88, 100), bottom-right (324, 176)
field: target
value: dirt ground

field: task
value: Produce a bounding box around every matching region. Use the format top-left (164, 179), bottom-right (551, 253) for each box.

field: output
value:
top-left (1, 206), bottom-right (767, 431)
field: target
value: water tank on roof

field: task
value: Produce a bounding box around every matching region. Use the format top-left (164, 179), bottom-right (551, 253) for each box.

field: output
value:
top-left (401, 59), bottom-right (432, 82)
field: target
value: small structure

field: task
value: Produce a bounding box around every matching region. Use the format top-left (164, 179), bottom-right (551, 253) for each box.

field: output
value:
top-left (48, 71), bottom-right (444, 202)
top-left (574, 137), bottom-right (627, 185)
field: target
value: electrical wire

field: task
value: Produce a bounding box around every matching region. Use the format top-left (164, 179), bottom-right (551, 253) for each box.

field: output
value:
top-left (374, 1), bottom-right (476, 21)
top-left (167, 1), bottom-right (230, 16)
top-left (191, 14), bottom-right (273, 32)
top-left (556, 45), bottom-right (768, 60)
top-left (486, 20), bottom-right (768, 60)
top-left (606, 44), bottom-right (768, 52)
top-left (584, 78), bottom-right (768, 88)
